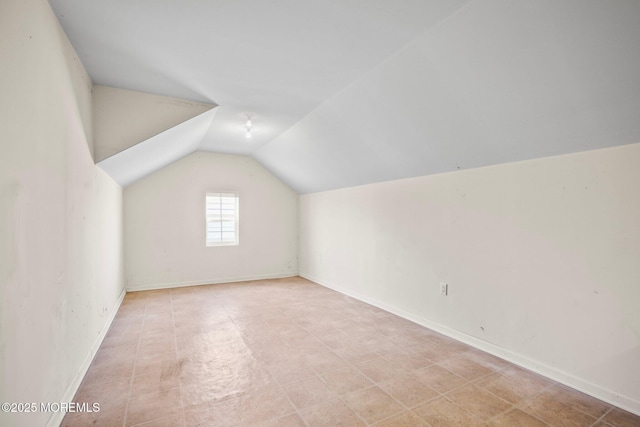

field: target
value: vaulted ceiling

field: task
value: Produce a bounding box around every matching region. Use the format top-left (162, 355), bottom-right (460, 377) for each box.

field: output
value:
top-left (49, 0), bottom-right (640, 193)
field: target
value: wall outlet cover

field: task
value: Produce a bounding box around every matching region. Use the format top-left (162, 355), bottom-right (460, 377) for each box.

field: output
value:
top-left (440, 282), bottom-right (448, 296)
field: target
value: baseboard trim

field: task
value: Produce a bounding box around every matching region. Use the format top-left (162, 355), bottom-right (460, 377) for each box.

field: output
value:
top-left (126, 272), bottom-right (298, 292)
top-left (46, 287), bottom-right (127, 427)
top-left (300, 272), bottom-right (640, 416)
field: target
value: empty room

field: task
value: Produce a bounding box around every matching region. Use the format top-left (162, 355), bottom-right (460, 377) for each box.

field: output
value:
top-left (1, 0), bottom-right (640, 426)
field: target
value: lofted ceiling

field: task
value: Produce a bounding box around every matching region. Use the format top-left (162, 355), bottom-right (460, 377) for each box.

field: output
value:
top-left (49, 0), bottom-right (640, 193)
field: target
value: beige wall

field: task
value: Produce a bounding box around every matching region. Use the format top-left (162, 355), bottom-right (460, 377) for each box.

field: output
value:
top-left (0, 1), bottom-right (125, 426)
top-left (299, 143), bottom-right (640, 414)
top-left (124, 151), bottom-right (297, 290)
top-left (93, 85), bottom-right (214, 162)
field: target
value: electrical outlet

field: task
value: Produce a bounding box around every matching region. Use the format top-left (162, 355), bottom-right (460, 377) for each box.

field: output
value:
top-left (440, 282), bottom-right (448, 296)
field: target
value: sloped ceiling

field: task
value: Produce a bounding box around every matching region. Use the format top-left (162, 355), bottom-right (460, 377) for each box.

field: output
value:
top-left (49, 0), bottom-right (640, 193)
top-left (91, 85), bottom-right (217, 186)
top-left (97, 108), bottom-right (217, 187)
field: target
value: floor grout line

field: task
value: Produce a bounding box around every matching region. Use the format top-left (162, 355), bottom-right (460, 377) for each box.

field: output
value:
top-left (169, 289), bottom-right (187, 427)
top-left (121, 294), bottom-right (147, 427)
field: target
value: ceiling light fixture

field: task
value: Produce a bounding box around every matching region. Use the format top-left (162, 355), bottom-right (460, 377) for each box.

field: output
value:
top-left (245, 114), bottom-right (253, 139)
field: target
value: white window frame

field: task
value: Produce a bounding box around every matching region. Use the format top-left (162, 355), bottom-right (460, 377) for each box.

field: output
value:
top-left (206, 192), bottom-right (239, 247)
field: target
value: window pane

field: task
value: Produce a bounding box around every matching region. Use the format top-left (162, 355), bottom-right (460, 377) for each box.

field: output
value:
top-left (206, 192), bottom-right (238, 246)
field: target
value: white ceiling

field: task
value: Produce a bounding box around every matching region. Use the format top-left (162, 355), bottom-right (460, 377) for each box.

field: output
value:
top-left (49, 0), bottom-right (640, 193)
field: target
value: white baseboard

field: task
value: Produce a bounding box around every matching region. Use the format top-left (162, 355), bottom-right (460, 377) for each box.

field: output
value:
top-left (46, 287), bottom-right (127, 427)
top-left (126, 272), bottom-right (297, 292)
top-left (300, 272), bottom-right (640, 417)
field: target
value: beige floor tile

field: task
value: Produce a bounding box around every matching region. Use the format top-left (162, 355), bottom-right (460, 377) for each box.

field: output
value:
top-left (371, 340), bottom-right (404, 356)
top-left (141, 317), bottom-right (174, 333)
top-left (184, 384), bottom-right (294, 426)
top-left (131, 371), bottom-right (181, 397)
top-left (304, 350), bottom-right (350, 374)
top-left (412, 364), bottom-right (468, 393)
top-left (343, 386), bottom-right (405, 424)
top-left (427, 335), bottom-right (472, 352)
top-left (373, 410), bottom-right (430, 427)
top-left (82, 355), bottom-right (135, 386)
top-left (388, 334), bottom-right (429, 349)
top-left (446, 384), bottom-right (512, 420)
top-left (180, 377), bottom-right (246, 409)
top-left (321, 367), bottom-right (375, 395)
top-left (518, 391), bottom-right (597, 427)
top-left (73, 377), bottom-right (131, 405)
top-left (102, 319), bottom-right (142, 340)
top-left (258, 413), bottom-right (306, 427)
top-left (436, 353), bottom-right (495, 381)
top-left (281, 376), bottom-right (337, 410)
top-left (499, 365), bottom-right (553, 386)
top-left (61, 398), bottom-right (127, 427)
top-left (485, 408), bottom-right (547, 427)
top-left (124, 386), bottom-right (183, 426)
top-left (99, 332), bottom-right (140, 353)
top-left (409, 341), bottom-right (462, 363)
top-left (413, 396), bottom-right (484, 427)
top-left (383, 349), bottom-right (432, 372)
top-left (136, 338), bottom-right (177, 359)
top-left (177, 355), bottom-right (220, 380)
top-left (68, 278), bottom-right (639, 427)
top-left (379, 373), bottom-right (440, 408)
top-left (474, 372), bottom-right (545, 404)
top-left (285, 334), bottom-right (331, 354)
top-left (130, 413), bottom-right (186, 427)
top-left (267, 357), bottom-right (316, 385)
top-left (463, 349), bottom-right (511, 370)
top-left (356, 357), bottom-right (405, 383)
top-left (179, 356), bottom-right (272, 407)
top-left (238, 384), bottom-right (295, 424)
top-left (133, 350), bottom-right (180, 378)
top-left (602, 407), bottom-right (640, 427)
top-left (335, 344), bottom-right (381, 364)
top-left (272, 324), bottom-right (309, 341)
top-left (299, 399), bottom-right (367, 427)
top-left (547, 383), bottom-right (612, 419)
top-left (183, 400), bottom-right (239, 427)
top-left (138, 327), bottom-right (175, 346)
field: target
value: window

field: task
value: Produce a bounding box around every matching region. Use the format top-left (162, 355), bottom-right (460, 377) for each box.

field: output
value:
top-left (206, 192), bottom-right (239, 246)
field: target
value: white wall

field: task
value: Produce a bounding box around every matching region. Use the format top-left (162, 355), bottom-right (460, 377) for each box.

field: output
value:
top-left (0, 1), bottom-right (125, 426)
top-left (299, 143), bottom-right (640, 414)
top-left (124, 151), bottom-right (297, 290)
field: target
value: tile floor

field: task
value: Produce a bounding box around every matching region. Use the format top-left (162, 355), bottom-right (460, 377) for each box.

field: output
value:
top-left (62, 277), bottom-right (640, 427)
